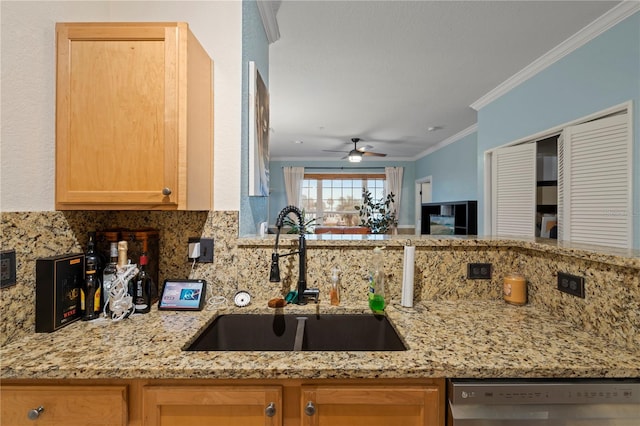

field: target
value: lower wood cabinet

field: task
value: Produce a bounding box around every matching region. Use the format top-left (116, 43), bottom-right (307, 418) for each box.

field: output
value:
top-left (301, 385), bottom-right (441, 426)
top-left (142, 385), bottom-right (282, 426)
top-left (0, 378), bottom-right (444, 426)
top-left (0, 385), bottom-right (128, 426)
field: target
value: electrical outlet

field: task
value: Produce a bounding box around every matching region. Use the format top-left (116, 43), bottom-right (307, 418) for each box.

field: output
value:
top-left (187, 238), bottom-right (214, 263)
top-left (557, 272), bottom-right (585, 298)
top-left (467, 263), bottom-right (492, 279)
top-left (0, 250), bottom-right (17, 288)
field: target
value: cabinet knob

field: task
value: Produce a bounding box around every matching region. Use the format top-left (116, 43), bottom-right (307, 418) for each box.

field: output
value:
top-left (162, 188), bottom-right (172, 196)
top-left (304, 401), bottom-right (316, 416)
top-left (27, 406), bottom-right (44, 420)
top-left (265, 402), bottom-right (276, 417)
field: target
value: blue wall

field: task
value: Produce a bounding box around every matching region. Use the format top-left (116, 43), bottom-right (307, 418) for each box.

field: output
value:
top-left (269, 160), bottom-right (416, 228)
top-left (414, 131), bottom-right (477, 202)
top-left (240, 0), bottom-right (270, 236)
top-left (476, 11), bottom-right (640, 248)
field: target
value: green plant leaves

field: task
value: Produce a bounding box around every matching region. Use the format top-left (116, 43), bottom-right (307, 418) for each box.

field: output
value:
top-left (354, 189), bottom-right (398, 234)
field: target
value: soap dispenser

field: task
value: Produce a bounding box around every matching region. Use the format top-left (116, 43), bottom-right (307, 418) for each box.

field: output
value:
top-left (368, 247), bottom-right (386, 313)
top-left (329, 268), bottom-right (340, 306)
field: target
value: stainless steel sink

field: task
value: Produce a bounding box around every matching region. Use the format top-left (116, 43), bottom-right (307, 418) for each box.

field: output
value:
top-left (185, 314), bottom-right (407, 351)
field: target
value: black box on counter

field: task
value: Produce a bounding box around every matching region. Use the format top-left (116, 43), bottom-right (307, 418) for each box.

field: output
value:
top-left (35, 253), bottom-right (84, 333)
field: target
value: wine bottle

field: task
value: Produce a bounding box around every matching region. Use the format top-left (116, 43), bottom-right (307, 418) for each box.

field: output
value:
top-left (81, 232), bottom-right (101, 320)
top-left (102, 242), bottom-right (118, 308)
top-left (81, 255), bottom-right (100, 320)
top-left (133, 252), bottom-right (152, 314)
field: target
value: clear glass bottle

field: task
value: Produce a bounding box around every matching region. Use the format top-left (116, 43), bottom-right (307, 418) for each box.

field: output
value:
top-left (368, 247), bottom-right (386, 313)
top-left (329, 268), bottom-right (340, 306)
top-left (102, 242), bottom-right (118, 308)
top-left (133, 252), bottom-right (152, 314)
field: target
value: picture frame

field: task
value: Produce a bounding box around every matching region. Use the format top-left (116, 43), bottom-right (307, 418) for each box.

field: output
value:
top-left (248, 61), bottom-right (270, 196)
top-left (540, 216), bottom-right (557, 238)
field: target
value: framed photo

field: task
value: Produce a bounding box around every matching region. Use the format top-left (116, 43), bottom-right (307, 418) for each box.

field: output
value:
top-left (540, 216), bottom-right (557, 238)
top-left (248, 61), bottom-right (270, 196)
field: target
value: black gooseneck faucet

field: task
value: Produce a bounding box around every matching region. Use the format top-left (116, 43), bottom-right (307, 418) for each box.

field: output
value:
top-left (269, 206), bottom-right (318, 304)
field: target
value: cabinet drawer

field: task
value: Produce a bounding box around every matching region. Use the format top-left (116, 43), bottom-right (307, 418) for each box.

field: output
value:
top-left (0, 385), bottom-right (127, 425)
top-left (143, 385), bottom-right (282, 426)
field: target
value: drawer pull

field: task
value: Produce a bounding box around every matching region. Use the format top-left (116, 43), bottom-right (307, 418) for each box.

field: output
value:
top-left (162, 187), bottom-right (172, 196)
top-left (27, 406), bottom-right (44, 420)
top-left (304, 401), bottom-right (316, 416)
top-left (265, 402), bottom-right (276, 417)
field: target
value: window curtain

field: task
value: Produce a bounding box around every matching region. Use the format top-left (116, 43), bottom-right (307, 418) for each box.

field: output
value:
top-left (385, 167), bottom-right (403, 233)
top-left (283, 166), bottom-right (304, 206)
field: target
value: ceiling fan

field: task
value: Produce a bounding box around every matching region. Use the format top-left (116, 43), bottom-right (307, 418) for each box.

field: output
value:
top-left (323, 138), bottom-right (387, 163)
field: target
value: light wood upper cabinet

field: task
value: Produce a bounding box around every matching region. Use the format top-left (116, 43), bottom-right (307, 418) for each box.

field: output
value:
top-left (55, 22), bottom-right (213, 210)
top-left (142, 385), bottom-right (283, 426)
top-left (300, 385), bottom-right (442, 426)
top-left (1, 385), bottom-right (128, 426)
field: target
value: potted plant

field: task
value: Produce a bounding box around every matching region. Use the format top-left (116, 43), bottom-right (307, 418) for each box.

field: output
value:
top-left (354, 189), bottom-right (398, 234)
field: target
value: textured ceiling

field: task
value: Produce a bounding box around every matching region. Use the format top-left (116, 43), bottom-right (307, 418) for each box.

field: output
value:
top-left (267, 0), bottom-right (620, 161)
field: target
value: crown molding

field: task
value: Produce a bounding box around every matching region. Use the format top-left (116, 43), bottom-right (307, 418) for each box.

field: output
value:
top-left (257, 0), bottom-right (281, 44)
top-left (414, 123), bottom-right (478, 161)
top-left (471, 1), bottom-right (640, 111)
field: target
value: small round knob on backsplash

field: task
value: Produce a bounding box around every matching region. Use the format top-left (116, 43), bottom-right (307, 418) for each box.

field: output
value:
top-left (162, 188), bottom-right (172, 196)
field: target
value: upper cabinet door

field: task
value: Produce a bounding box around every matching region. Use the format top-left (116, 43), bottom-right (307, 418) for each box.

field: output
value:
top-left (559, 112), bottom-right (632, 248)
top-left (491, 142), bottom-right (537, 237)
top-left (55, 23), bottom-right (213, 210)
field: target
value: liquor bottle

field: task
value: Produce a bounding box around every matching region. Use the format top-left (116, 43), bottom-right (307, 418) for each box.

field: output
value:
top-left (117, 240), bottom-right (133, 299)
top-left (117, 240), bottom-right (129, 269)
top-left (102, 242), bottom-right (118, 308)
top-left (133, 252), bottom-right (152, 314)
top-left (81, 232), bottom-right (101, 319)
top-left (114, 240), bottom-right (136, 319)
top-left (81, 255), bottom-right (100, 320)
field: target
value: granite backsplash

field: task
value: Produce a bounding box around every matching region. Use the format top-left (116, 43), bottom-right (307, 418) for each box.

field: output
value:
top-left (1, 210), bottom-right (638, 352)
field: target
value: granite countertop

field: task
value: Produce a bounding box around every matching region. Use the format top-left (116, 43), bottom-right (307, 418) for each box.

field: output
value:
top-left (239, 235), bottom-right (640, 269)
top-left (2, 300), bottom-right (639, 380)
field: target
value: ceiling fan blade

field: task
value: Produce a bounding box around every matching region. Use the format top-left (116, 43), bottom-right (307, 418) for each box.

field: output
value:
top-left (362, 152), bottom-right (387, 157)
top-left (322, 149), bottom-right (349, 153)
top-left (356, 145), bottom-right (374, 152)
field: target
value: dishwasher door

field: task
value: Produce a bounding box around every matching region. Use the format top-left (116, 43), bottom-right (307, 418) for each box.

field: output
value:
top-left (448, 379), bottom-right (640, 426)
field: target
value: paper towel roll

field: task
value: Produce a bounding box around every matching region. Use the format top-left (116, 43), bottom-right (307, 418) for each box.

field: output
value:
top-left (401, 245), bottom-right (415, 307)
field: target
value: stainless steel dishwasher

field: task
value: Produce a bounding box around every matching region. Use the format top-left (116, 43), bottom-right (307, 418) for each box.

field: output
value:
top-left (448, 379), bottom-right (640, 425)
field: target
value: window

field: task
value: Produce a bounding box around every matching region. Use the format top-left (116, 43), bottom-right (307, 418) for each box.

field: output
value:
top-left (301, 174), bottom-right (385, 226)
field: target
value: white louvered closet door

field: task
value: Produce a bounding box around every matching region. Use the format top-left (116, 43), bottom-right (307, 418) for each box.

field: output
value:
top-left (492, 143), bottom-right (537, 237)
top-left (559, 112), bottom-right (632, 248)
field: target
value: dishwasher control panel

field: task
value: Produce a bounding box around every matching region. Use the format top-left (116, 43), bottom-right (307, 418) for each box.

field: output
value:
top-left (449, 379), bottom-right (640, 405)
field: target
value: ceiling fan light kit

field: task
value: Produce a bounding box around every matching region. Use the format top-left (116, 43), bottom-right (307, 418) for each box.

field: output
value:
top-left (323, 137), bottom-right (388, 162)
top-left (348, 150), bottom-right (363, 162)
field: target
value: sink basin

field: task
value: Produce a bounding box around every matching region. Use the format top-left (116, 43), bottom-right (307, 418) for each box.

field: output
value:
top-left (185, 314), bottom-right (407, 351)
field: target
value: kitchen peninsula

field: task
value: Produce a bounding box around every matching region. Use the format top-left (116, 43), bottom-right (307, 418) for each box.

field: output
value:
top-left (2, 231), bottom-right (640, 425)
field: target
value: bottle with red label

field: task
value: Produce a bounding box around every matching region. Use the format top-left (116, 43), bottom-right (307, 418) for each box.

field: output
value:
top-left (133, 252), bottom-right (152, 314)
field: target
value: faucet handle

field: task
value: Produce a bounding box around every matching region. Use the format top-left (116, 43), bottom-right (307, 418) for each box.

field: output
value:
top-left (269, 253), bottom-right (281, 282)
top-left (302, 288), bottom-right (320, 304)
